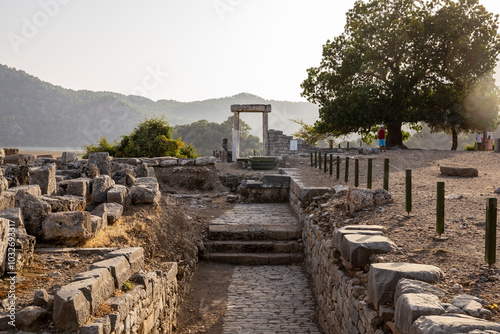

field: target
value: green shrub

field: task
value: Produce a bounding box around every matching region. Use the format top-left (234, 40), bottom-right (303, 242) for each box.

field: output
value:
top-left (121, 280), bottom-right (134, 292)
top-left (82, 137), bottom-right (117, 159)
top-left (463, 142), bottom-right (478, 151)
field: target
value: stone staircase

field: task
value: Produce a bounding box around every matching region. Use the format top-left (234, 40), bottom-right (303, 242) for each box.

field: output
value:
top-left (201, 203), bottom-right (304, 265)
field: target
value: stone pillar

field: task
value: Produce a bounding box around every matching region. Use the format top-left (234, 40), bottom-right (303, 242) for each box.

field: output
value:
top-left (263, 112), bottom-right (269, 156)
top-left (495, 138), bottom-right (500, 153)
top-left (232, 111), bottom-right (240, 161)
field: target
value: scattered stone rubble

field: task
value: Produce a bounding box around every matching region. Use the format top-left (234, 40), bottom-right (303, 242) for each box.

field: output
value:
top-left (0, 149), bottom-right (216, 333)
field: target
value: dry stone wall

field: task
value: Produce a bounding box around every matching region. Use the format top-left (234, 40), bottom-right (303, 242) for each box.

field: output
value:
top-left (284, 171), bottom-right (500, 334)
top-left (268, 129), bottom-right (315, 156)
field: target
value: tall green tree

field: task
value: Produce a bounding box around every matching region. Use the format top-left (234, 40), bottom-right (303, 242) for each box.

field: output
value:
top-left (425, 0), bottom-right (500, 150)
top-left (302, 0), bottom-right (500, 148)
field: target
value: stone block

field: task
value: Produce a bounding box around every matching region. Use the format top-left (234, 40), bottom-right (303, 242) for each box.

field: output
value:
top-left (178, 158), bottom-right (195, 166)
top-left (104, 247), bottom-right (144, 273)
top-left (160, 159), bottom-right (178, 167)
top-left (92, 175), bottom-right (115, 205)
top-left (16, 305), bottom-right (50, 331)
top-left (333, 225), bottom-right (384, 249)
top-left (395, 294), bottom-right (445, 334)
top-left (410, 314), bottom-right (500, 334)
top-left (90, 215), bottom-right (106, 234)
top-left (18, 191), bottom-right (51, 238)
top-left (53, 281), bottom-right (91, 331)
top-left (29, 164), bottom-right (56, 195)
top-left (0, 218), bottom-right (9, 276)
top-left (451, 295), bottom-right (490, 319)
top-left (440, 166), bottom-right (478, 177)
top-left (130, 177), bottom-right (161, 204)
top-left (341, 234), bottom-right (397, 268)
top-left (69, 268), bottom-right (115, 312)
top-left (80, 323), bottom-right (103, 334)
top-left (3, 154), bottom-right (35, 165)
top-left (41, 195), bottom-right (86, 212)
top-left (8, 185), bottom-right (42, 203)
top-left (91, 256), bottom-right (132, 289)
top-left (195, 156), bottom-right (216, 166)
top-left (368, 262), bottom-right (444, 309)
top-left (0, 207), bottom-right (24, 228)
top-left (13, 228), bottom-right (35, 272)
top-left (0, 192), bottom-right (15, 212)
top-left (394, 279), bottom-right (446, 305)
top-left (42, 211), bottom-right (93, 245)
top-left (61, 152), bottom-right (78, 164)
top-left (347, 188), bottom-right (393, 212)
top-left (262, 174), bottom-right (290, 187)
top-left (66, 178), bottom-right (89, 197)
top-left (107, 185), bottom-right (131, 207)
top-left (89, 152), bottom-right (112, 176)
top-left (92, 203), bottom-right (123, 225)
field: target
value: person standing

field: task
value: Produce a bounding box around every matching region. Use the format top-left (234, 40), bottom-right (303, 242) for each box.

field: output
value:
top-left (476, 131), bottom-right (483, 151)
top-left (378, 126), bottom-right (386, 152)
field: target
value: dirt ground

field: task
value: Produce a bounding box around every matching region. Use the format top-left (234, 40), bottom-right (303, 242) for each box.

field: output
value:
top-left (296, 149), bottom-right (500, 320)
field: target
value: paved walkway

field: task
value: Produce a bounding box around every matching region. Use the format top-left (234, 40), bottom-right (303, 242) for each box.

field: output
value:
top-left (222, 265), bottom-right (321, 334)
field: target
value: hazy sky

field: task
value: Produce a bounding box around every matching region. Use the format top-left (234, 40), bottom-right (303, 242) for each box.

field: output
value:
top-left (1, 0), bottom-right (500, 103)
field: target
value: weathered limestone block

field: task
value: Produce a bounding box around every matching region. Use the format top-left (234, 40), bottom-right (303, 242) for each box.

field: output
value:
top-left (91, 256), bottom-right (132, 289)
top-left (178, 158), bottom-right (195, 166)
top-left (394, 279), bottom-right (446, 306)
top-left (82, 163), bottom-right (100, 179)
top-left (89, 152), bottom-right (112, 176)
top-left (3, 148), bottom-right (18, 156)
top-left (33, 289), bottom-right (50, 308)
top-left (0, 207), bottom-right (24, 228)
top-left (70, 268), bottom-right (115, 312)
top-left (0, 218), bottom-right (9, 276)
top-left (440, 166), bottom-right (478, 177)
top-left (61, 152), bottom-right (78, 164)
top-left (0, 171), bottom-right (7, 195)
top-left (80, 323), bottom-right (103, 334)
top-left (130, 177), bottom-right (161, 204)
top-left (42, 211), bottom-right (93, 244)
top-left (195, 156), bottom-right (216, 166)
top-left (135, 163), bottom-right (150, 177)
top-left (92, 175), bottom-right (115, 205)
top-left (18, 191), bottom-right (51, 238)
top-left (341, 234), bottom-right (397, 268)
top-left (41, 195), bottom-right (86, 212)
top-left (347, 188), bottom-right (393, 212)
top-left (8, 184), bottom-right (42, 203)
top-left (451, 295), bottom-right (491, 319)
top-left (410, 314), bottom-right (500, 334)
top-left (92, 203), bottom-right (123, 225)
top-left (112, 169), bottom-right (136, 187)
top-left (53, 280), bottom-right (92, 330)
top-left (3, 154), bottom-right (34, 166)
top-left (107, 185), bottom-right (131, 207)
top-left (0, 192), bottom-right (15, 212)
top-left (160, 159), bottom-right (178, 167)
top-left (90, 215), bottom-right (106, 234)
top-left (16, 305), bottom-right (50, 331)
top-left (395, 294), bottom-right (445, 334)
top-left (333, 225), bottom-right (385, 250)
top-left (66, 178), bottom-right (89, 197)
top-left (368, 262), bottom-right (444, 309)
top-left (104, 247), bottom-right (144, 273)
top-left (12, 228), bottom-right (35, 272)
top-left (29, 164), bottom-right (56, 195)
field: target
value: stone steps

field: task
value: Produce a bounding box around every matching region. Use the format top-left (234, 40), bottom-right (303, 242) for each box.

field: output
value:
top-left (203, 203), bottom-right (304, 265)
top-left (201, 252), bottom-right (304, 265)
top-left (204, 240), bottom-right (304, 253)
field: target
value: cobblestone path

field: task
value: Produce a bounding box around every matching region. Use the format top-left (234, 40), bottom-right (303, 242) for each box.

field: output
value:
top-left (222, 265), bottom-right (321, 334)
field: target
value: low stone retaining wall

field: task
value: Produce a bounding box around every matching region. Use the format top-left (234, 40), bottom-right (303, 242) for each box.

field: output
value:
top-left (283, 170), bottom-right (500, 333)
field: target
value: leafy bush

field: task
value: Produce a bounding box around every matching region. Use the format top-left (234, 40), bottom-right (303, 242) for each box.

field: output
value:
top-left (82, 137), bottom-right (117, 159)
top-left (463, 142), bottom-right (478, 151)
top-left (84, 117), bottom-right (199, 158)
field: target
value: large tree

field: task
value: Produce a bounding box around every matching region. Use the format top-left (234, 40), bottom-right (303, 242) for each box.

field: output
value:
top-left (302, 0), bottom-right (500, 148)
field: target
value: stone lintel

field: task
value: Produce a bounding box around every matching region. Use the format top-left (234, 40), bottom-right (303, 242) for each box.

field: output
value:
top-left (231, 104), bottom-right (272, 113)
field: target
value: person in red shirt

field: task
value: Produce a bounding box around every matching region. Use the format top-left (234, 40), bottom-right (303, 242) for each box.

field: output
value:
top-left (378, 126), bottom-right (386, 152)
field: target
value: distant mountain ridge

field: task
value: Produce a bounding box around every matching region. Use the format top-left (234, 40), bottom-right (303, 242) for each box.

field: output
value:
top-left (0, 64), bottom-right (319, 148)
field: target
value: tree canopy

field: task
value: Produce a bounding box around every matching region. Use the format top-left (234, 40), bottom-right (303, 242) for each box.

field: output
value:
top-left (301, 0), bottom-right (500, 148)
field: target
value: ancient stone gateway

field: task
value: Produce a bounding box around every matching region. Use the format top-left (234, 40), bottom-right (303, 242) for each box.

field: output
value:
top-left (230, 104), bottom-right (271, 161)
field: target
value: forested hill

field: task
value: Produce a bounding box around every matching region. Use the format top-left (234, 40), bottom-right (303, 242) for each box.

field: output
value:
top-left (0, 64), bottom-right (319, 148)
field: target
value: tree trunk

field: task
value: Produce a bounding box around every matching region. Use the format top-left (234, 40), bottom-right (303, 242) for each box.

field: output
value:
top-left (386, 121), bottom-right (404, 148)
top-left (451, 128), bottom-right (458, 151)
